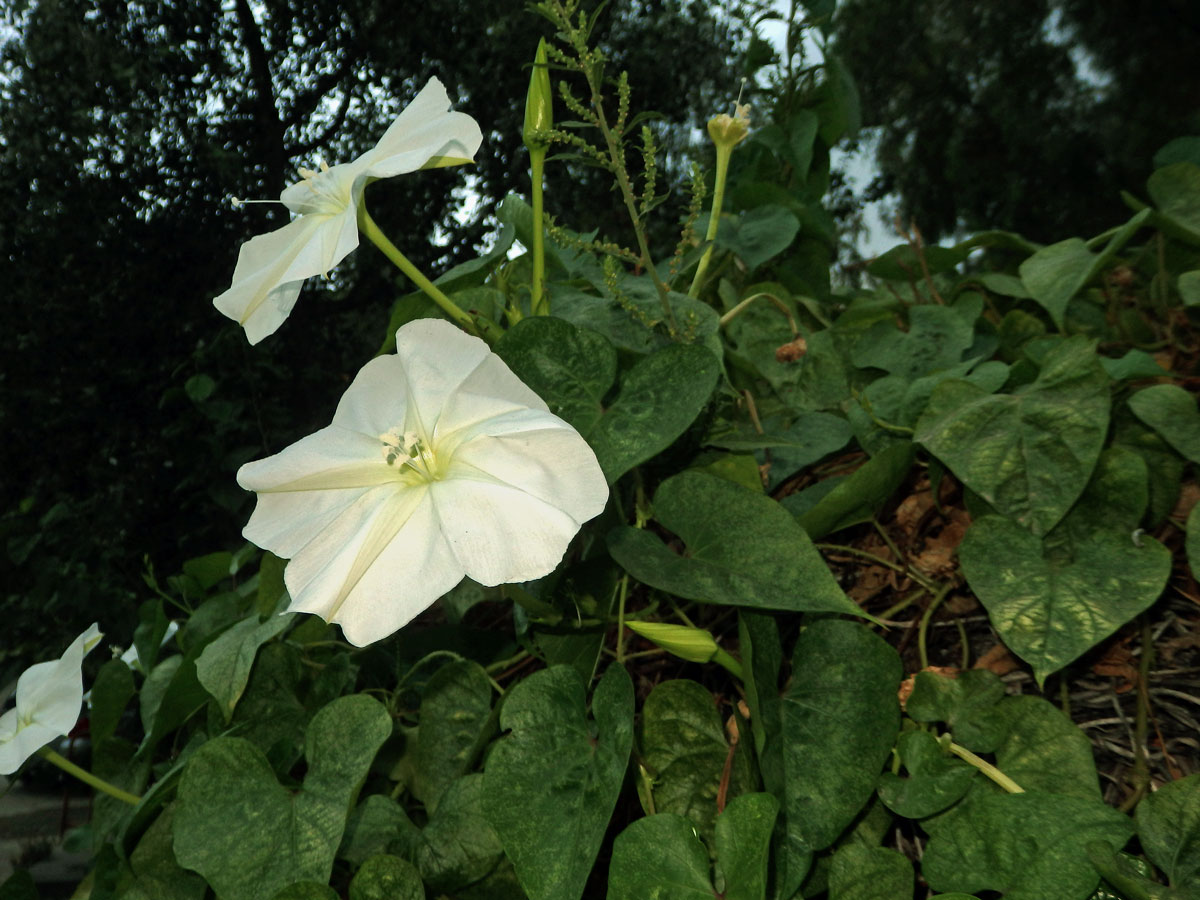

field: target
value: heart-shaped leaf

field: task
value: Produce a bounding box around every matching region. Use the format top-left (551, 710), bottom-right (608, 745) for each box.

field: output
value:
top-left (922, 792), bottom-right (1134, 900)
top-left (174, 694), bottom-right (392, 900)
top-left (915, 336), bottom-right (1110, 535)
top-left (608, 471), bottom-right (862, 616)
top-left (482, 664), bottom-right (633, 900)
top-left (959, 450), bottom-right (1171, 685)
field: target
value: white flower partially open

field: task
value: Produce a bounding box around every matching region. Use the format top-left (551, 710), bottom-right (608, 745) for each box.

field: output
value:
top-left (214, 77), bottom-right (483, 344)
top-left (237, 319), bottom-right (610, 646)
top-left (0, 624), bottom-right (103, 775)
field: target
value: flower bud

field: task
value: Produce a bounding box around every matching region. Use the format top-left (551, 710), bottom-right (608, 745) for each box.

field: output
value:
top-left (707, 102), bottom-right (751, 150)
top-left (524, 38), bottom-right (553, 152)
top-left (626, 621), bottom-right (719, 664)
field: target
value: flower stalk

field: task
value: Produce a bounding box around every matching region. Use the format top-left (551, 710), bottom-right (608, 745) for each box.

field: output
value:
top-left (524, 38), bottom-right (553, 316)
top-left (39, 748), bottom-right (141, 806)
top-left (357, 203), bottom-right (502, 343)
top-left (690, 102), bottom-right (751, 299)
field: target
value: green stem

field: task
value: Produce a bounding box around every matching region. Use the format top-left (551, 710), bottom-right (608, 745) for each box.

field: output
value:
top-left (918, 583), bottom-right (953, 669)
top-left (39, 748), bottom-right (141, 806)
top-left (945, 740), bottom-right (1025, 793)
top-left (718, 291), bottom-right (798, 334)
top-left (357, 203), bottom-right (502, 343)
top-left (615, 573), bottom-right (630, 665)
top-left (712, 647), bottom-right (745, 681)
top-left (530, 148), bottom-right (548, 316)
top-left (689, 143), bottom-right (732, 298)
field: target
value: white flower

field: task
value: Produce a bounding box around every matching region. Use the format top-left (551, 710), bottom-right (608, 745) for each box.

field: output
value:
top-left (0, 624), bottom-right (103, 775)
top-left (237, 318), bottom-right (610, 646)
top-left (214, 77), bottom-right (483, 344)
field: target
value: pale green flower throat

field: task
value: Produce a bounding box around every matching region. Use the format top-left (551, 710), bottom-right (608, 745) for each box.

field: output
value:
top-left (379, 427), bottom-right (447, 484)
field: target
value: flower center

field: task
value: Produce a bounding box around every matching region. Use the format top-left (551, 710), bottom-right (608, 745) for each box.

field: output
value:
top-left (293, 160), bottom-right (352, 216)
top-left (379, 428), bottom-right (446, 484)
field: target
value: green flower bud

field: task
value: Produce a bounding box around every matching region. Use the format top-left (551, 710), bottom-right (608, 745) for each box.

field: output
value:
top-left (523, 38), bottom-right (553, 152)
top-left (706, 102), bottom-right (751, 150)
top-left (626, 621), bottom-right (719, 664)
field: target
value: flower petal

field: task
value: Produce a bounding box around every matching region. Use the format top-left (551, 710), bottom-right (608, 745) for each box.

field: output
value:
top-left (239, 427), bottom-right (397, 558)
top-left (451, 426), bottom-right (609, 524)
top-left (213, 216), bottom-right (317, 343)
top-left (393, 320), bottom-right (493, 435)
top-left (0, 624), bottom-right (102, 775)
top-left (430, 476), bottom-right (585, 586)
top-left (433, 353), bottom-right (553, 442)
top-left (363, 77), bottom-right (483, 178)
top-left (283, 485), bottom-right (462, 646)
top-left (330, 355), bottom-right (411, 437)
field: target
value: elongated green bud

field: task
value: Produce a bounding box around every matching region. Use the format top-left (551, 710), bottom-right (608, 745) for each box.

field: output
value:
top-left (626, 620), bottom-right (719, 664)
top-left (524, 38), bottom-right (553, 152)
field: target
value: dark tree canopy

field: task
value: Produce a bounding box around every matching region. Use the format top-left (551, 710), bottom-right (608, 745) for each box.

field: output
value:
top-left (0, 0), bottom-right (749, 661)
top-left (832, 0), bottom-right (1200, 243)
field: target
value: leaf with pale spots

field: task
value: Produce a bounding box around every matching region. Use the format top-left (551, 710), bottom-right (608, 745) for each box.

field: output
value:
top-left (915, 335), bottom-right (1110, 536)
top-left (959, 448), bottom-right (1171, 685)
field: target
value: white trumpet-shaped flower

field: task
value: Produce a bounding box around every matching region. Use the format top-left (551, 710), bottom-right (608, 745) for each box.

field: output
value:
top-left (237, 319), bottom-right (610, 646)
top-left (0, 624), bottom-right (103, 775)
top-left (214, 77), bottom-right (483, 344)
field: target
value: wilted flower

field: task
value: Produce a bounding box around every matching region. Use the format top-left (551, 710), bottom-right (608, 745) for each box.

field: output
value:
top-left (214, 77), bottom-right (483, 344)
top-left (237, 318), bottom-right (610, 646)
top-left (0, 624), bottom-right (103, 775)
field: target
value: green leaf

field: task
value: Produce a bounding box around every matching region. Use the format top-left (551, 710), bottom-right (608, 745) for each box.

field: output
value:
top-left (1101, 350), bottom-right (1168, 381)
top-left (121, 806), bottom-right (208, 900)
top-left (483, 665), bottom-right (633, 900)
top-left (494, 316), bottom-right (617, 435)
top-left (866, 244), bottom-right (969, 282)
top-left (1179, 270), bottom-right (1200, 306)
top-left (793, 442), bottom-right (916, 539)
top-left (398, 776), bottom-right (504, 894)
top-left (1086, 841), bottom-right (1185, 900)
top-left (829, 845), bottom-right (913, 900)
top-left (715, 793), bottom-right (779, 900)
top-left (915, 336), bottom-right (1110, 535)
top-left (1136, 772), bottom-right (1200, 890)
top-left (709, 411), bottom-right (853, 491)
top-left (877, 730), bottom-right (976, 818)
top-left (269, 884), bottom-right (339, 900)
top-left (195, 609), bottom-right (294, 720)
top-left (587, 344), bottom-right (720, 481)
top-left (89, 659), bottom-right (135, 743)
top-left (551, 283), bottom-right (720, 356)
top-left (851, 305), bottom-right (977, 380)
top-left (608, 471), bottom-right (862, 616)
top-left (1129, 384), bottom-right (1200, 463)
top-left (349, 856), bottom-right (424, 900)
top-left (959, 449), bottom-right (1171, 684)
top-left (174, 694), bottom-right (393, 900)
top-left (922, 792), bottom-right (1134, 900)
top-left (412, 660), bottom-right (494, 810)
top-left (607, 814), bottom-right (714, 900)
top-left (642, 680), bottom-right (745, 843)
top-left (989, 695), bottom-right (1101, 798)
top-left (775, 618), bottom-right (901, 889)
top-left (1148, 163), bottom-right (1200, 238)
top-left (340, 796), bottom-right (416, 868)
top-left (905, 669), bottom-right (1007, 753)
top-left (1017, 210), bottom-right (1150, 329)
top-left (714, 204), bottom-right (801, 272)
top-left (183, 551), bottom-right (233, 591)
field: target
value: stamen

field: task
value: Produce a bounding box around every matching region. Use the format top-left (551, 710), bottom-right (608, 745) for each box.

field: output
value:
top-left (231, 197), bottom-right (284, 208)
